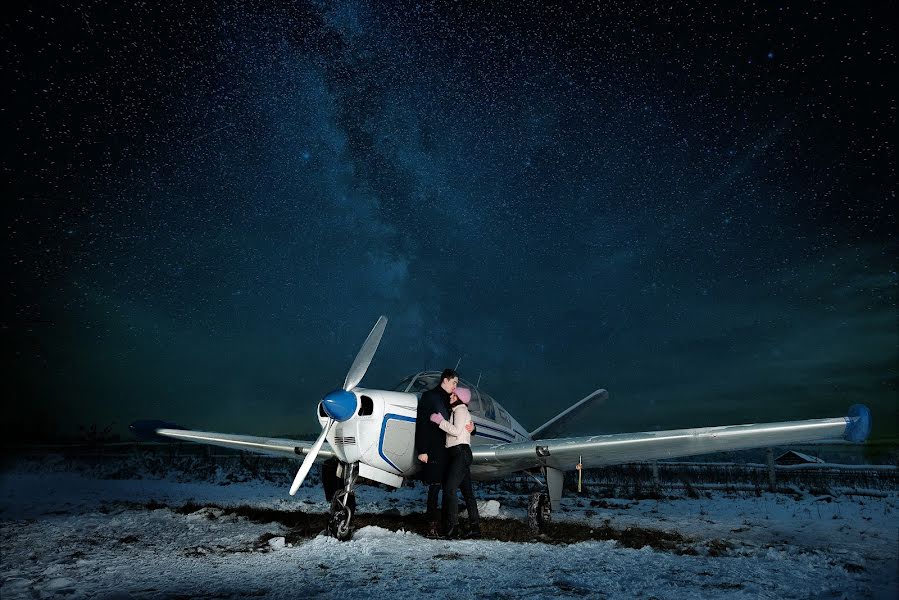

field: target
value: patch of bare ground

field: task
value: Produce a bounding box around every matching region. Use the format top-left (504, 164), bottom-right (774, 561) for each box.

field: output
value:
top-left (149, 501), bottom-right (699, 553)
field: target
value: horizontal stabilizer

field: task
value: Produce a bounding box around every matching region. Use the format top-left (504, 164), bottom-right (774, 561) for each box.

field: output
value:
top-left (529, 388), bottom-right (609, 439)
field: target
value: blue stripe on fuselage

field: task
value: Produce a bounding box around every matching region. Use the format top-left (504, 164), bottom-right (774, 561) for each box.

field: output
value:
top-left (378, 413), bottom-right (416, 472)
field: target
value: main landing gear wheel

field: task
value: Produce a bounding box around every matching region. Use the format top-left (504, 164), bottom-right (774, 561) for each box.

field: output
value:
top-left (328, 490), bottom-right (355, 541)
top-left (527, 491), bottom-right (551, 534)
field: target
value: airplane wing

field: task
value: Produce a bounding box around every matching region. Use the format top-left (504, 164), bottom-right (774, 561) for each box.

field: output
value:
top-left (129, 421), bottom-right (334, 462)
top-left (471, 405), bottom-right (870, 478)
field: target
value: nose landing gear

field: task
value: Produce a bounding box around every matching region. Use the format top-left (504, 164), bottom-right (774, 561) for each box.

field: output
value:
top-left (328, 490), bottom-right (355, 541)
top-left (326, 462), bottom-right (358, 541)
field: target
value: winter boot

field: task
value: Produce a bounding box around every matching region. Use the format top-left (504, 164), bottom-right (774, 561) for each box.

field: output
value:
top-left (426, 521), bottom-right (441, 539)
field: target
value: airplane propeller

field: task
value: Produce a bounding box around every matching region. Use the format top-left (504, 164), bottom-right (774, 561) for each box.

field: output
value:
top-left (289, 316), bottom-right (388, 496)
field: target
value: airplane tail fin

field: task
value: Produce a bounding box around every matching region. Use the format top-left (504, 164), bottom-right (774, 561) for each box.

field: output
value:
top-left (528, 388), bottom-right (608, 439)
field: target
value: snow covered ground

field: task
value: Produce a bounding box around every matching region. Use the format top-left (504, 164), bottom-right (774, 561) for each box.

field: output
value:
top-left (1, 459), bottom-right (896, 599)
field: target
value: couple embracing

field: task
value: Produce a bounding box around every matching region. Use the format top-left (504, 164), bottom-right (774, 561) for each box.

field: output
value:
top-left (414, 369), bottom-right (482, 539)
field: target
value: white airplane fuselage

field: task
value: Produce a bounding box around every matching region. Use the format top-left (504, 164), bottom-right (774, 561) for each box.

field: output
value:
top-left (320, 376), bottom-right (531, 487)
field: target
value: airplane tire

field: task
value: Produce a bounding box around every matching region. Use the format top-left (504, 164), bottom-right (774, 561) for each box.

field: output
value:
top-left (527, 492), bottom-right (551, 533)
top-left (328, 491), bottom-right (355, 541)
top-left (329, 507), bottom-right (353, 541)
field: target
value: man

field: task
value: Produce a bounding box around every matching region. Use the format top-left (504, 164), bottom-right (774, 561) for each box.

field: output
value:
top-left (415, 368), bottom-right (473, 538)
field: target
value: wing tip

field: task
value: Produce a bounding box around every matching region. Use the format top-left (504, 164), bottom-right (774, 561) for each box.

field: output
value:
top-left (129, 419), bottom-right (185, 442)
top-left (843, 404), bottom-right (871, 443)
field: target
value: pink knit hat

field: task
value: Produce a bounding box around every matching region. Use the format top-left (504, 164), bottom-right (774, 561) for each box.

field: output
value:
top-left (454, 387), bottom-right (471, 405)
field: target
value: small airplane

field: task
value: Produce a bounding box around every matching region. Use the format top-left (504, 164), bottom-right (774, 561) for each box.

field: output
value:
top-left (131, 316), bottom-right (872, 540)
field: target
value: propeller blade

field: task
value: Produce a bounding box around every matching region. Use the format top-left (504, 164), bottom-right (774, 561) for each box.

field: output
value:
top-left (342, 315), bottom-right (387, 391)
top-left (289, 418), bottom-right (333, 496)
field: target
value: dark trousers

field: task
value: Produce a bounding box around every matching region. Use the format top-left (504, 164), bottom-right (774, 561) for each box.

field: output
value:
top-left (442, 444), bottom-right (480, 530)
top-left (426, 483), bottom-right (441, 522)
top-left (424, 450), bottom-right (446, 523)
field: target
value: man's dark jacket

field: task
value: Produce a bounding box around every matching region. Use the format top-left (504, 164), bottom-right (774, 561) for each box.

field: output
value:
top-left (415, 385), bottom-right (451, 483)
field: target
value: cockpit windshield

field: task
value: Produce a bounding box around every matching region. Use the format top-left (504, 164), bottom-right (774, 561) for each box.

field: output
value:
top-left (393, 374), bottom-right (500, 423)
top-left (392, 373), bottom-right (440, 394)
top-left (392, 376), bottom-right (415, 392)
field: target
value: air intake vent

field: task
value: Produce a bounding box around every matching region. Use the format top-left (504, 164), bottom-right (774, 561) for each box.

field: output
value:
top-left (334, 436), bottom-right (356, 446)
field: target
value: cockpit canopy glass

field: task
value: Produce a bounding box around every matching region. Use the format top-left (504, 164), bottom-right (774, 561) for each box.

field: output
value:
top-left (392, 373), bottom-right (509, 425)
top-left (392, 373), bottom-right (440, 394)
top-left (475, 391), bottom-right (496, 420)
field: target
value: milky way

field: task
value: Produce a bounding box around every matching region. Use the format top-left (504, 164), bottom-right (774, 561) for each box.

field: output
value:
top-left (4, 1), bottom-right (895, 440)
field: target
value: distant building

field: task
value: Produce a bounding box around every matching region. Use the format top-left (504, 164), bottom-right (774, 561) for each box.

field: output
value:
top-left (775, 450), bottom-right (825, 466)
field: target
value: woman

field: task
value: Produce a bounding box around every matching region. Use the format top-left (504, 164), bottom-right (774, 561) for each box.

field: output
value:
top-left (430, 386), bottom-right (481, 539)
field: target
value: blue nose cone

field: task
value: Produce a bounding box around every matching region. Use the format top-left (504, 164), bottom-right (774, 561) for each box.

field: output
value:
top-left (321, 389), bottom-right (358, 422)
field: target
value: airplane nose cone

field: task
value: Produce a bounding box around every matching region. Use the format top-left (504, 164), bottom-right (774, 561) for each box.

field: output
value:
top-left (321, 389), bottom-right (358, 422)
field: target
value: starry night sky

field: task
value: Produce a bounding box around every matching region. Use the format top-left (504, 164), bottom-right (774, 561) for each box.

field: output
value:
top-left (4, 1), bottom-right (896, 442)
